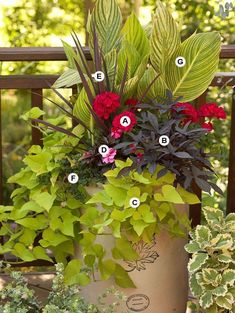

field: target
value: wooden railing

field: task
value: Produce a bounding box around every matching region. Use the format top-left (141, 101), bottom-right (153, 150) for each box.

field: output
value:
top-left (0, 46), bottom-right (235, 230)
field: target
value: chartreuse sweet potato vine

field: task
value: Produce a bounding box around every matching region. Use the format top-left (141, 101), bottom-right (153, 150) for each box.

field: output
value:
top-left (185, 207), bottom-right (235, 313)
top-left (0, 129), bottom-right (199, 287)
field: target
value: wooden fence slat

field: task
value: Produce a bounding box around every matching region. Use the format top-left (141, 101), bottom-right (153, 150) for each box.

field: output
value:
top-left (0, 45), bottom-right (234, 61)
top-left (189, 91), bottom-right (207, 227)
top-left (0, 90), bottom-right (2, 205)
top-left (227, 88), bottom-right (235, 213)
top-left (1, 73), bottom-right (235, 90)
top-left (31, 89), bottom-right (43, 146)
top-left (0, 47), bottom-right (92, 62)
top-left (0, 75), bottom-right (58, 89)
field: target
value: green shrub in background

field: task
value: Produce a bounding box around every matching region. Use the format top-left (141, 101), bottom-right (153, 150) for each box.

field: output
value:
top-left (185, 207), bottom-right (235, 313)
top-left (0, 263), bottom-right (126, 313)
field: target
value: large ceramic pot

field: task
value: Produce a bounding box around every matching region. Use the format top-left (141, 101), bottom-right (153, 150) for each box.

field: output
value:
top-left (76, 186), bottom-right (188, 313)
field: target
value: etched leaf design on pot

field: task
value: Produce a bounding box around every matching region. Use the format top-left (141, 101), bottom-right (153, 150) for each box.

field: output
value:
top-left (150, 1), bottom-right (180, 75)
top-left (125, 239), bottom-right (159, 272)
top-left (165, 32), bottom-right (221, 102)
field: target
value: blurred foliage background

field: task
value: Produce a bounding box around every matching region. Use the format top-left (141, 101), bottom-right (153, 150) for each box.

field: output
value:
top-left (0, 0), bottom-right (235, 210)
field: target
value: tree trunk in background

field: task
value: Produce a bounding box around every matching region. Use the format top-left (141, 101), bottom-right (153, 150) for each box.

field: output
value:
top-left (134, 0), bottom-right (142, 17)
top-left (84, 0), bottom-right (94, 45)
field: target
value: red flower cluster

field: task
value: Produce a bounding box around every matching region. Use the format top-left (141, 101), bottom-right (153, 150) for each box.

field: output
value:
top-left (111, 111), bottom-right (137, 138)
top-left (93, 92), bottom-right (120, 120)
top-left (198, 103), bottom-right (227, 120)
top-left (175, 102), bottom-right (226, 132)
top-left (174, 102), bottom-right (198, 123)
top-left (125, 98), bottom-right (138, 107)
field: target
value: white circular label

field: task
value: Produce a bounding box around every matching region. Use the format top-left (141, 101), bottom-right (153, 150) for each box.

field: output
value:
top-left (120, 116), bottom-right (131, 127)
top-left (130, 197), bottom-right (140, 209)
top-left (175, 56), bottom-right (186, 67)
top-left (159, 135), bottom-right (170, 146)
top-left (68, 173), bottom-right (79, 184)
top-left (92, 71), bottom-right (105, 82)
top-left (98, 145), bottom-right (109, 156)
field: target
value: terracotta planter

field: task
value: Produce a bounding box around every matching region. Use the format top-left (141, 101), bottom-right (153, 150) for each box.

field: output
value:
top-left (76, 186), bottom-right (188, 313)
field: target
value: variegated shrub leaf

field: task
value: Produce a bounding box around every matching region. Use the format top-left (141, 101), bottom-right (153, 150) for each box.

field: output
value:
top-left (222, 269), bottom-right (235, 286)
top-left (188, 253), bottom-right (208, 273)
top-left (216, 292), bottom-right (234, 310)
top-left (189, 273), bottom-right (203, 297)
top-left (150, 1), bottom-right (180, 75)
top-left (203, 206), bottom-right (224, 227)
top-left (165, 32), bottom-right (221, 102)
top-left (184, 241), bottom-right (200, 253)
top-left (211, 233), bottom-right (233, 250)
top-left (199, 291), bottom-right (213, 309)
top-left (212, 285), bottom-right (228, 297)
top-left (195, 225), bottom-right (212, 248)
top-left (202, 268), bottom-right (220, 285)
top-left (186, 207), bottom-right (235, 313)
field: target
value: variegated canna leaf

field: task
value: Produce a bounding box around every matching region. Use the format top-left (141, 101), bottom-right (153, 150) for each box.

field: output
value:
top-left (150, 1), bottom-right (180, 75)
top-left (165, 32), bottom-right (221, 102)
top-left (88, 0), bottom-right (122, 55)
top-left (122, 12), bottom-right (150, 59)
top-left (117, 41), bottom-right (141, 84)
top-left (137, 66), bottom-right (167, 100)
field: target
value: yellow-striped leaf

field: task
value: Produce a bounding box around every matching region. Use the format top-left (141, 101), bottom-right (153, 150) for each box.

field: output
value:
top-left (150, 1), bottom-right (180, 75)
top-left (165, 32), bottom-right (221, 102)
top-left (137, 66), bottom-right (167, 100)
top-left (73, 84), bottom-right (94, 127)
top-left (121, 12), bottom-right (150, 59)
top-left (117, 41), bottom-right (141, 84)
top-left (89, 0), bottom-right (122, 55)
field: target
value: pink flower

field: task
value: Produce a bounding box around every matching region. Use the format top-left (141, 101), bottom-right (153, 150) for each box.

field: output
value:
top-left (201, 122), bottom-right (214, 132)
top-left (102, 148), bottom-right (117, 164)
top-left (111, 127), bottom-right (123, 139)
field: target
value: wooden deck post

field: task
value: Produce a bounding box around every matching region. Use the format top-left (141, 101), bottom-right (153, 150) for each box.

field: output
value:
top-left (227, 88), bottom-right (235, 213)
